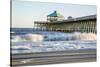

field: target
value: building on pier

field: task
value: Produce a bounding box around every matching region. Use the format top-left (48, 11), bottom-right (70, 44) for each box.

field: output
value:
top-left (34, 11), bottom-right (97, 33)
top-left (47, 11), bottom-right (64, 22)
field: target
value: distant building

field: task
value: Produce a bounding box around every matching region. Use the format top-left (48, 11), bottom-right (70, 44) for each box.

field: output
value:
top-left (67, 16), bottom-right (73, 20)
top-left (34, 11), bottom-right (97, 33)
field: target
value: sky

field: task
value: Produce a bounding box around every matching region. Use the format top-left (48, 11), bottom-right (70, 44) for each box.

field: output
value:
top-left (12, 0), bottom-right (97, 28)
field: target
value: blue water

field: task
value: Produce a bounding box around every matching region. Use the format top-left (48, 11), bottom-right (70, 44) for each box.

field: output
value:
top-left (11, 28), bottom-right (79, 41)
top-left (11, 28), bottom-right (96, 53)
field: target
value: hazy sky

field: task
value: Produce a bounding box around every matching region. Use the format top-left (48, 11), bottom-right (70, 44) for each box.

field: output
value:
top-left (12, 0), bottom-right (96, 28)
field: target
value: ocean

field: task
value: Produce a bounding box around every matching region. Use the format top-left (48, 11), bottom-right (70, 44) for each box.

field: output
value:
top-left (11, 28), bottom-right (96, 54)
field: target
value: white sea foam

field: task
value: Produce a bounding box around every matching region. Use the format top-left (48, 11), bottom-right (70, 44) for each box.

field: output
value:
top-left (11, 40), bottom-right (96, 53)
top-left (11, 32), bottom-right (96, 53)
top-left (11, 36), bottom-right (23, 42)
top-left (11, 32), bottom-right (96, 42)
top-left (12, 45), bottom-right (32, 50)
top-left (24, 34), bottom-right (44, 42)
top-left (72, 32), bottom-right (96, 40)
top-left (11, 34), bottom-right (44, 42)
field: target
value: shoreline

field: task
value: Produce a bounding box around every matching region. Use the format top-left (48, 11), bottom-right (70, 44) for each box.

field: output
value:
top-left (11, 49), bottom-right (96, 66)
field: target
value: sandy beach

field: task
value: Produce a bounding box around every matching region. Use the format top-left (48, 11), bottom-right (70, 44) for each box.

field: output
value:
top-left (11, 49), bottom-right (96, 66)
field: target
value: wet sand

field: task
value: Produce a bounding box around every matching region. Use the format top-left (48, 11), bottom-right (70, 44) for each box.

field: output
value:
top-left (11, 49), bottom-right (96, 66)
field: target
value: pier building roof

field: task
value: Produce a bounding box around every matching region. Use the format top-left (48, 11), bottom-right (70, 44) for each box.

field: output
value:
top-left (47, 11), bottom-right (64, 18)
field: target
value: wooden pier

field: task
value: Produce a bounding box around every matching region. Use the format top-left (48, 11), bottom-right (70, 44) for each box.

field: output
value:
top-left (34, 11), bottom-right (96, 33)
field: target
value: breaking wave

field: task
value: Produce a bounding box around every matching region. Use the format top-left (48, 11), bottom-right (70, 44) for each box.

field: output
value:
top-left (11, 32), bottom-right (96, 42)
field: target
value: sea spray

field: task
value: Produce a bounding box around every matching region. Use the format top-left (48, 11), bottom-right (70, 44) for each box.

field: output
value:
top-left (24, 34), bottom-right (44, 42)
top-left (72, 32), bottom-right (96, 40)
top-left (11, 34), bottom-right (44, 42)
